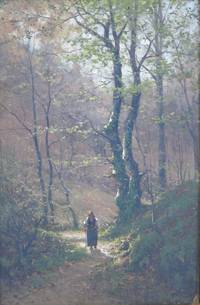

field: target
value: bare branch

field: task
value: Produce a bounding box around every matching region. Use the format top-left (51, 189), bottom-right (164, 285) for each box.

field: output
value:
top-left (78, 2), bottom-right (107, 30)
top-left (84, 115), bottom-right (112, 142)
top-left (49, 139), bottom-right (61, 148)
top-left (0, 103), bottom-right (33, 136)
top-left (142, 64), bottom-right (157, 81)
top-left (74, 8), bottom-right (114, 50)
top-left (138, 38), bottom-right (154, 70)
top-left (172, 38), bottom-right (195, 125)
top-left (118, 21), bottom-right (128, 38)
top-left (52, 161), bottom-right (71, 195)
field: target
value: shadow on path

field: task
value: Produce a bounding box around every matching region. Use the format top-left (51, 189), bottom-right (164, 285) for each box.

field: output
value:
top-left (1, 231), bottom-right (123, 305)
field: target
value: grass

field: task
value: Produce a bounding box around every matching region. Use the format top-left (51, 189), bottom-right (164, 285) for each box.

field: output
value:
top-left (100, 221), bottom-right (132, 240)
top-left (29, 245), bottom-right (87, 289)
top-left (32, 229), bottom-right (87, 273)
top-left (128, 180), bottom-right (198, 303)
top-left (93, 180), bottom-right (198, 305)
top-left (91, 260), bottom-right (128, 298)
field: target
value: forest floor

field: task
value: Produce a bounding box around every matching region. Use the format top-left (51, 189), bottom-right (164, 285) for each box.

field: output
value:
top-left (1, 231), bottom-right (125, 305)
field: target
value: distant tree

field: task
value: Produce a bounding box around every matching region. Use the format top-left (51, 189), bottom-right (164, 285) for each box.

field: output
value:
top-left (153, 0), bottom-right (167, 190)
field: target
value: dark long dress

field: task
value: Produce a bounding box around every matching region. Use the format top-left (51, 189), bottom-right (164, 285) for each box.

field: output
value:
top-left (85, 217), bottom-right (98, 247)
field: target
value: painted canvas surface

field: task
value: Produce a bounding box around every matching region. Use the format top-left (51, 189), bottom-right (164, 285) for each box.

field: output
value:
top-left (0, 0), bottom-right (199, 304)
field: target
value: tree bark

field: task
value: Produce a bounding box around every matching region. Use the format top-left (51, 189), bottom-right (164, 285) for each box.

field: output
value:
top-left (123, 1), bottom-right (143, 210)
top-left (104, 48), bottom-right (129, 215)
top-left (44, 80), bottom-right (54, 222)
top-left (156, 74), bottom-right (167, 189)
top-left (124, 92), bottom-right (142, 209)
top-left (74, 0), bottom-right (139, 219)
top-left (173, 37), bottom-right (199, 179)
top-left (103, 1), bottom-right (129, 216)
top-left (29, 54), bottom-right (48, 223)
top-left (53, 162), bottom-right (78, 228)
top-left (154, 0), bottom-right (167, 190)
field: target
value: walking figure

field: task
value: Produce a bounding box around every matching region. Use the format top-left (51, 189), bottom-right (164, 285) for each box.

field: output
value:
top-left (84, 211), bottom-right (98, 251)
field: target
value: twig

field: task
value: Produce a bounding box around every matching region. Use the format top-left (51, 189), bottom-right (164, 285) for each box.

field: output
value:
top-left (0, 103), bottom-right (33, 136)
top-left (84, 115), bottom-right (113, 142)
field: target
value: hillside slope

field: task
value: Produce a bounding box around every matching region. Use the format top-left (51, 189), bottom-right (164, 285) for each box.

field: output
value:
top-left (98, 181), bottom-right (199, 304)
top-left (54, 183), bottom-right (117, 228)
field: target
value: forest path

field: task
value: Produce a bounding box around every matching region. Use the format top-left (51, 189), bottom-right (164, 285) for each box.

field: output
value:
top-left (2, 231), bottom-right (124, 305)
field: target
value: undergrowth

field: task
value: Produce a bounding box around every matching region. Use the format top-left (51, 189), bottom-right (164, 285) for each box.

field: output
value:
top-left (95, 181), bottom-right (199, 304)
top-left (0, 228), bottom-right (87, 283)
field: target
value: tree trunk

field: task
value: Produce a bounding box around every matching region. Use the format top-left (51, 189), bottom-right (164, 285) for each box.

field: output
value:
top-left (191, 133), bottom-right (199, 180)
top-left (64, 189), bottom-right (78, 229)
top-left (104, 48), bottom-right (129, 217)
top-left (45, 81), bottom-right (54, 222)
top-left (124, 1), bottom-right (143, 211)
top-left (154, 0), bottom-right (167, 190)
top-left (74, 1), bottom-right (137, 219)
top-left (29, 56), bottom-right (48, 223)
top-left (156, 75), bottom-right (167, 189)
top-left (53, 162), bottom-right (78, 229)
top-left (124, 92), bottom-right (142, 209)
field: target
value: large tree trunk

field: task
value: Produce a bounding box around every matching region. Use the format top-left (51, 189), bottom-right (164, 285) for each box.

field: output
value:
top-left (74, 0), bottom-right (141, 220)
top-left (104, 50), bottom-right (129, 216)
top-left (103, 2), bottom-right (129, 217)
top-left (124, 92), bottom-right (142, 209)
top-left (124, 1), bottom-right (143, 210)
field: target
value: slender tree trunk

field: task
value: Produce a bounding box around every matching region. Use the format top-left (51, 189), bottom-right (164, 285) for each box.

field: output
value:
top-left (54, 164), bottom-right (79, 228)
top-left (44, 81), bottom-right (54, 222)
top-left (181, 76), bottom-right (199, 179)
top-left (191, 133), bottom-right (199, 180)
top-left (45, 122), bottom-right (54, 220)
top-left (29, 54), bottom-right (48, 223)
top-left (173, 38), bottom-right (199, 179)
top-left (154, 0), bottom-right (167, 190)
top-left (156, 74), bottom-right (167, 189)
top-left (0, 139), bottom-right (4, 192)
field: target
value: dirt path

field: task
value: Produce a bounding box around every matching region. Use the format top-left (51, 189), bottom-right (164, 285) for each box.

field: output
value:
top-left (1, 231), bottom-right (123, 305)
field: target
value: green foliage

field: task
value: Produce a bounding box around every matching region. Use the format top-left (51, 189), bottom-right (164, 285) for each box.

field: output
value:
top-left (92, 262), bottom-right (127, 297)
top-left (0, 185), bottom-right (42, 277)
top-left (128, 181), bottom-right (198, 298)
top-left (102, 221), bottom-right (132, 240)
top-left (31, 230), bottom-right (87, 273)
top-left (126, 179), bottom-right (137, 215)
top-left (31, 273), bottom-right (46, 289)
top-left (0, 175), bottom-right (86, 283)
top-left (129, 231), bottom-right (162, 272)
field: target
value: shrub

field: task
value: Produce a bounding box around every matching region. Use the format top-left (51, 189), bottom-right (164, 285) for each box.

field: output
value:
top-left (128, 181), bottom-right (198, 300)
top-left (0, 189), bottom-right (42, 280)
top-left (129, 231), bottom-right (162, 272)
top-left (0, 189), bottom-right (87, 283)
